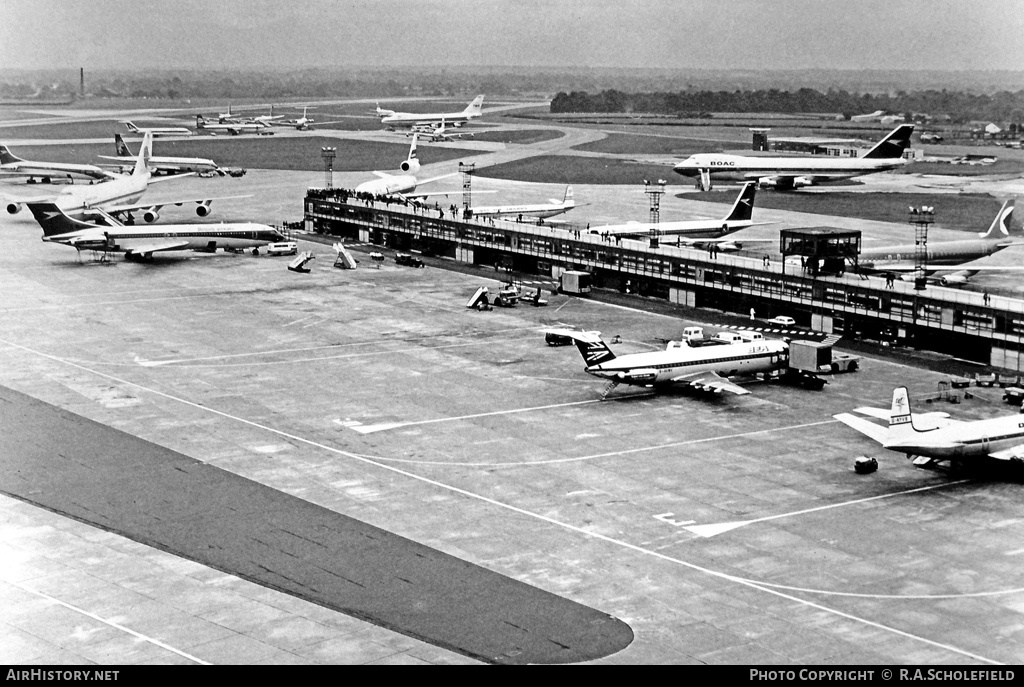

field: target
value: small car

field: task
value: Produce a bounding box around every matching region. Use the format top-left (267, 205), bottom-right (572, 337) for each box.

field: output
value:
top-left (265, 241), bottom-right (298, 256)
top-left (766, 316), bottom-right (796, 327)
top-left (395, 253), bottom-right (424, 268)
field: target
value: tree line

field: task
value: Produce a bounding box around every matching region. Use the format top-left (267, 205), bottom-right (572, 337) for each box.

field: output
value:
top-left (550, 88), bottom-right (1024, 124)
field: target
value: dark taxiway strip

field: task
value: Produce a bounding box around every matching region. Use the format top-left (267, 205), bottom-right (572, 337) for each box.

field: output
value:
top-left (0, 384), bottom-right (633, 665)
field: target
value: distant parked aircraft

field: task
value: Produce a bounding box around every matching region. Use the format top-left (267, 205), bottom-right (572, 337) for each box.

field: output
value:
top-left (471, 186), bottom-right (576, 221)
top-left (123, 121), bottom-right (194, 137)
top-left (379, 95), bottom-right (484, 129)
top-left (100, 134), bottom-right (223, 176)
top-left (194, 116), bottom-right (268, 136)
top-left (0, 143), bottom-right (116, 183)
top-left (589, 182), bottom-right (769, 250)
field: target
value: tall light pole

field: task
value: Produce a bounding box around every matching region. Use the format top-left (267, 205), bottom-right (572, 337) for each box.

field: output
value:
top-left (908, 205), bottom-right (933, 291)
top-left (321, 146), bottom-right (336, 189)
top-left (645, 179), bottom-right (666, 248)
top-left (459, 161), bottom-right (475, 217)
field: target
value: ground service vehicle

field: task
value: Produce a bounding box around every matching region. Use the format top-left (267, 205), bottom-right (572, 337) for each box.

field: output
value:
top-left (395, 253), bottom-right (424, 267)
top-left (266, 241), bottom-right (298, 256)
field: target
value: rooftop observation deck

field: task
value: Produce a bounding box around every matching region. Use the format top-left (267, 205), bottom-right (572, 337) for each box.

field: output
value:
top-left (305, 188), bottom-right (1024, 370)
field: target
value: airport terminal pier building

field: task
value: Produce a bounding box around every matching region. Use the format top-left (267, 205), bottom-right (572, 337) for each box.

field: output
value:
top-left (304, 188), bottom-right (1024, 372)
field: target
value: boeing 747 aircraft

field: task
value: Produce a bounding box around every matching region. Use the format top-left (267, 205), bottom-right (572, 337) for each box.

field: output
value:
top-left (379, 96), bottom-right (484, 129)
top-left (27, 202), bottom-right (284, 260)
top-left (674, 124), bottom-right (914, 191)
top-left (835, 386), bottom-right (1024, 469)
top-left (0, 144), bottom-right (117, 183)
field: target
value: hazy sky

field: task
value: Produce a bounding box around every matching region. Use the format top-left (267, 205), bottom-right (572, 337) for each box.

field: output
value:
top-left (2, 0), bottom-right (1022, 72)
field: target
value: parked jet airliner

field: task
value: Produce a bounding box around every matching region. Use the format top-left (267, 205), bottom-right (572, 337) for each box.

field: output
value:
top-left (0, 144), bottom-right (116, 183)
top-left (856, 199), bottom-right (1021, 285)
top-left (354, 135), bottom-right (456, 198)
top-left (379, 96), bottom-right (484, 129)
top-left (674, 124), bottom-right (914, 191)
top-left (471, 187), bottom-right (576, 221)
top-left (123, 121), bottom-right (193, 137)
top-left (835, 386), bottom-right (1024, 469)
top-left (551, 328), bottom-right (791, 399)
top-left (100, 134), bottom-right (222, 176)
top-left (5, 132), bottom-right (244, 222)
top-left (27, 202), bottom-right (284, 260)
top-left (589, 182), bottom-right (767, 249)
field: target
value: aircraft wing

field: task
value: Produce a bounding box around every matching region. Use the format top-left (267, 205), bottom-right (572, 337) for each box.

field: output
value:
top-left (853, 407), bottom-right (955, 430)
top-left (669, 370), bottom-right (750, 395)
top-left (124, 240), bottom-right (191, 255)
top-left (103, 194), bottom-right (253, 217)
top-left (833, 413), bottom-right (889, 444)
top-left (988, 444), bottom-right (1024, 461)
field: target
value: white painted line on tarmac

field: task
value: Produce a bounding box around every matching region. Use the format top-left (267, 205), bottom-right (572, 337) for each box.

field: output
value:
top-left (350, 398), bottom-right (610, 434)
top-left (2, 577), bottom-right (210, 665)
top-left (684, 479), bottom-right (971, 538)
top-left (0, 337), bottom-right (1003, 666)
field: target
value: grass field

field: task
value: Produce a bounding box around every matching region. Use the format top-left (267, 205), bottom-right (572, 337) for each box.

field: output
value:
top-left (693, 190), bottom-right (1008, 234)
top-left (476, 154), bottom-right (688, 186)
top-left (2, 136), bottom-right (478, 172)
top-left (469, 128), bottom-right (563, 145)
top-left (570, 132), bottom-right (735, 155)
top-left (0, 120), bottom-right (147, 140)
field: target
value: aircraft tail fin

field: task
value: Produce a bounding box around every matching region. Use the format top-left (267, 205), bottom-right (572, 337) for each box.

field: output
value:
top-left (571, 333), bottom-right (617, 367)
top-left (0, 144), bottom-right (23, 164)
top-left (114, 133), bottom-right (132, 157)
top-left (464, 95), bottom-right (485, 116)
top-left (123, 121), bottom-right (140, 133)
top-left (408, 133), bottom-right (418, 160)
top-left (195, 115), bottom-right (207, 129)
top-left (563, 186), bottom-right (574, 204)
top-left (980, 199), bottom-right (1014, 239)
top-left (132, 131), bottom-right (153, 177)
top-left (888, 386), bottom-right (917, 429)
top-left (27, 202), bottom-right (96, 238)
top-left (723, 182), bottom-right (757, 222)
top-left (862, 124), bottom-right (915, 159)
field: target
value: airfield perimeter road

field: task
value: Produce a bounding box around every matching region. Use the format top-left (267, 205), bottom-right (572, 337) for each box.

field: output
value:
top-left (3, 107), bottom-right (1024, 664)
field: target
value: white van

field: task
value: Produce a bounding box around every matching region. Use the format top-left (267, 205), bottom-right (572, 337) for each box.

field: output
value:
top-left (736, 330), bottom-right (765, 342)
top-left (266, 241), bottom-right (298, 256)
top-left (713, 332), bottom-right (745, 344)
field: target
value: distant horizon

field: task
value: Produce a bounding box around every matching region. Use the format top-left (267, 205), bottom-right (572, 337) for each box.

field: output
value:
top-left (2, 0), bottom-right (1022, 73)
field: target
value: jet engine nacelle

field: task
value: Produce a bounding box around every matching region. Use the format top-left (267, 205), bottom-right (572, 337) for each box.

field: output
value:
top-left (939, 272), bottom-right (969, 286)
top-left (196, 201), bottom-right (212, 217)
top-left (757, 176), bottom-right (812, 190)
top-left (6, 202), bottom-right (22, 215)
top-left (142, 209), bottom-right (160, 223)
top-left (400, 158), bottom-right (420, 174)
